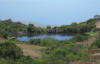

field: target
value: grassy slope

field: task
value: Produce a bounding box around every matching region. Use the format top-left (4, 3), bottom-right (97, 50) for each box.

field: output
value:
top-left (0, 32), bottom-right (100, 64)
top-left (73, 32), bottom-right (100, 64)
top-left (0, 38), bottom-right (46, 60)
top-left (16, 36), bottom-right (100, 64)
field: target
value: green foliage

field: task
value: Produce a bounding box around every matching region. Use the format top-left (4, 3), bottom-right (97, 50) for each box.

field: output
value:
top-left (0, 16), bottom-right (96, 64)
top-left (28, 37), bottom-right (89, 64)
top-left (29, 39), bottom-right (41, 45)
top-left (0, 56), bottom-right (40, 64)
top-left (43, 43), bottom-right (88, 64)
top-left (0, 19), bottom-right (27, 38)
top-left (40, 38), bottom-right (60, 46)
top-left (0, 17), bottom-right (96, 39)
top-left (27, 24), bottom-right (35, 34)
top-left (46, 19), bottom-right (96, 33)
top-left (90, 39), bottom-right (100, 48)
top-left (94, 15), bottom-right (100, 20)
top-left (29, 38), bottom-right (60, 47)
top-left (47, 26), bottom-right (51, 29)
top-left (86, 32), bottom-right (99, 37)
top-left (68, 34), bottom-right (89, 42)
top-left (0, 41), bottom-right (23, 60)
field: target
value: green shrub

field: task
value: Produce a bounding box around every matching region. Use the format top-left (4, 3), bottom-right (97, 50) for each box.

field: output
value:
top-left (40, 38), bottom-right (60, 46)
top-left (29, 39), bottom-right (41, 45)
top-left (44, 43), bottom-right (88, 64)
top-left (0, 56), bottom-right (40, 64)
top-left (0, 41), bottom-right (23, 60)
top-left (69, 34), bottom-right (88, 42)
top-left (29, 38), bottom-right (60, 47)
top-left (90, 39), bottom-right (100, 48)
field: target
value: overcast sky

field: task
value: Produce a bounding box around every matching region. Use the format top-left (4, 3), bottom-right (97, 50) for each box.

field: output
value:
top-left (0, 0), bottom-right (100, 26)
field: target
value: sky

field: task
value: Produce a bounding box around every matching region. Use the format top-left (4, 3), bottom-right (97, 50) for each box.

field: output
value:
top-left (0, 0), bottom-right (100, 26)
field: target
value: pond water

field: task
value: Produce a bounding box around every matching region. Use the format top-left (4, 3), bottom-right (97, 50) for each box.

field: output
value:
top-left (17, 34), bottom-right (73, 42)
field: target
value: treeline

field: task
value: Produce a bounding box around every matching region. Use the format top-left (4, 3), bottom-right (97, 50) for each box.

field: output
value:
top-left (27, 15), bottom-right (99, 34)
top-left (0, 19), bottom-right (27, 38)
top-left (46, 20), bottom-right (95, 33)
top-left (0, 15), bottom-right (98, 38)
top-left (27, 19), bottom-right (96, 34)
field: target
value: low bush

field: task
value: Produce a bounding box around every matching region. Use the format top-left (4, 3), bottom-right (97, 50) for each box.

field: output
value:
top-left (90, 39), bottom-right (100, 48)
top-left (44, 43), bottom-right (88, 64)
top-left (0, 41), bottom-right (23, 60)
top-left (29, 39), bottom-right (41, 45)
top-left (68, 34), bottom-right (89, 42)
top-left (0, 56), bottom-right (40, 64)
top-left (29, 38), bottom-right (60, 47)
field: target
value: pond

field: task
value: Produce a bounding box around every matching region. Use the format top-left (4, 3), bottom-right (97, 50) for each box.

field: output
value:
top-left (17, 34), bottom-right (73, 42)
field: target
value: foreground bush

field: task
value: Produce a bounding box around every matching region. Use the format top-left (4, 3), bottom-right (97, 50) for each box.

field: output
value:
top-left (0, 56), bottom-right (40, 64)
top-left (43, 43), bottom-right (88, 64)
top-left (0, 41), bottom-right (23, 60)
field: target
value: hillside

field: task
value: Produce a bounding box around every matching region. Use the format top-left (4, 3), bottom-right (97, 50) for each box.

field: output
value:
top-left (0, 16), bottom-right (100, 64)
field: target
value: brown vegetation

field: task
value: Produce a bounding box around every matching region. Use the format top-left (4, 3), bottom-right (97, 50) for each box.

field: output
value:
top-left (16, 43), bottom-right (45, 59)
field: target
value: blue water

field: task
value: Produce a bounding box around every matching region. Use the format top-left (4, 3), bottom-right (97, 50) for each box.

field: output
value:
top-left (17, 34), bottom-right (73, 42)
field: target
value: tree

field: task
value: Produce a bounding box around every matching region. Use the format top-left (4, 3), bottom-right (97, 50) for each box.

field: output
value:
top-left (94, 15), bottom-right (100, 20)
top-left (27, 24), bottom-right (35, 34)
top-left (47, 26), bottom-right (51, 29)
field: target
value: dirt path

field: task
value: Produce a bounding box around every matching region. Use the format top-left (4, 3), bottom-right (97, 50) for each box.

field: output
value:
top-left (84, 37), bottom-right (100, 64)
top-left (16, 43), bottom-right (45, 59)
top-left (77, 37), bottom-right (97, 48)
